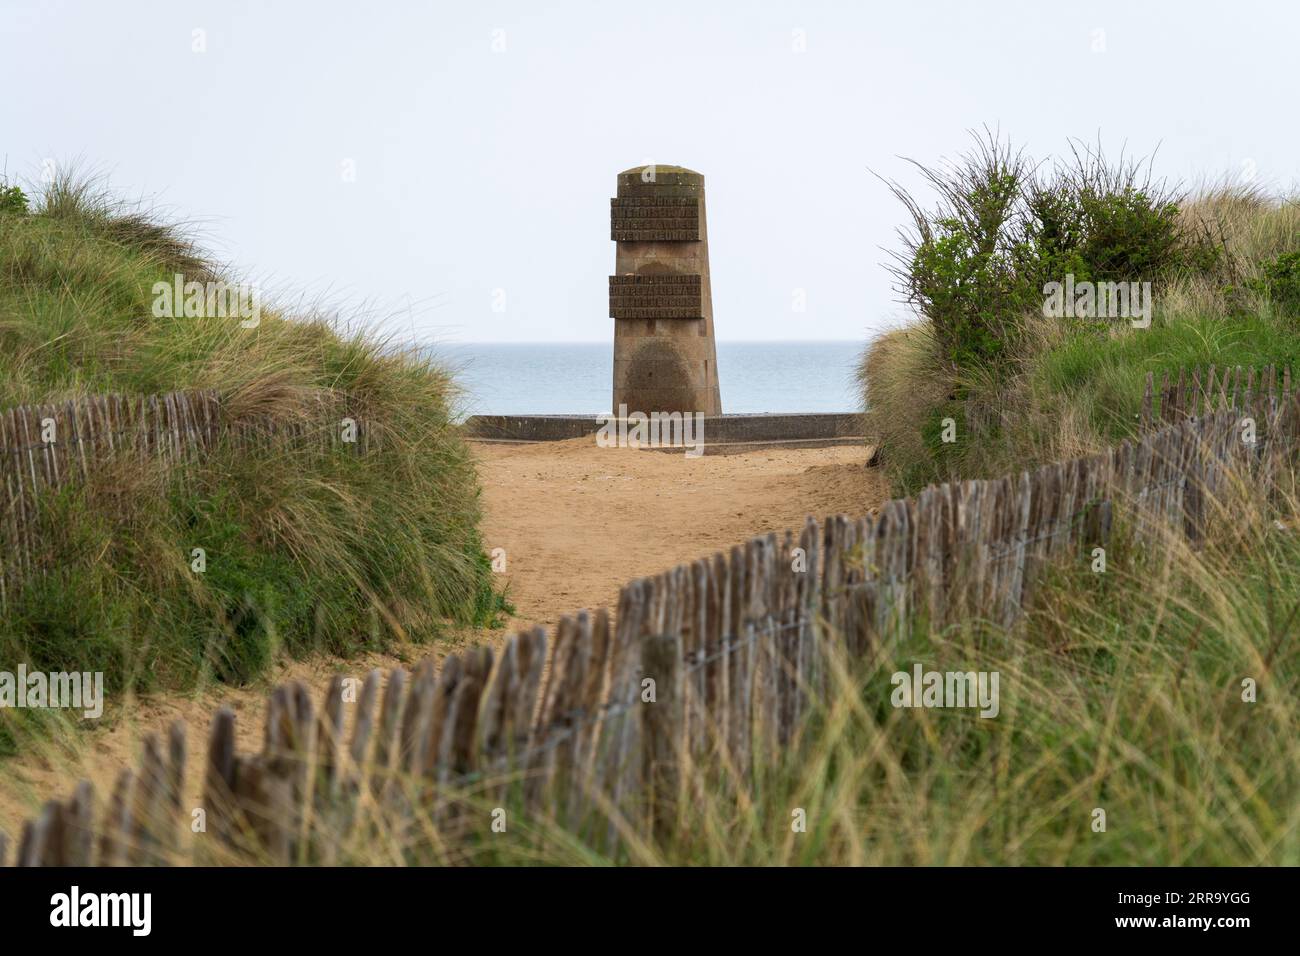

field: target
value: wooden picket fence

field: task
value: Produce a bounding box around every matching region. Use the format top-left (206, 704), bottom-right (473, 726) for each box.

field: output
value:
top-left (0, 389), bottom-right (375, 608)
top-left (1142, 363), bottom-right (1294, 430)
top-left (0, 391), bottom-right (222, 604)
top-left (4, 396), bottom-right (1299, 865)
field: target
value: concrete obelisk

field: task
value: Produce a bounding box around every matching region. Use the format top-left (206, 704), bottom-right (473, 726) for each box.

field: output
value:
top-left (608, 165), bottom-right (722, 416)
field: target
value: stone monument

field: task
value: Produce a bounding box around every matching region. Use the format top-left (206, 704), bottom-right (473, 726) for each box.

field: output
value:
top-left (609, 165), bottom-right (722, 416)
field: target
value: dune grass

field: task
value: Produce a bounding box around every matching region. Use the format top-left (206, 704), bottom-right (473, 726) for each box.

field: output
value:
top-left (161, 473), bottom-right (1296, 868)
top-left (829, 145), bottom-right (1300, 866)
top-left (0, 172), bottom-right (508, 756)
top-left (862, 175), bottom-right (1300, 493)
top-left (465, 455), bottom-right (1295, 867)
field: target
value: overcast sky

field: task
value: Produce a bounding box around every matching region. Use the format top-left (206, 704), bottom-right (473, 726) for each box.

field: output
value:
top-left (3, 0), bottom-right (1296, 344)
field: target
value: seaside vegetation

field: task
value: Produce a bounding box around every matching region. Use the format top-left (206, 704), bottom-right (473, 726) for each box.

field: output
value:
top-left (0, 171), bottom-right (508, 755)
top-left (830, 132), bottom-right (1300, 865)
top-left (863, 131), bottom-right (1300, 493)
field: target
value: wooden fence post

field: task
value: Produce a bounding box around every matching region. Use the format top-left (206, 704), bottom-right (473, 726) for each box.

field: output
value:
top-left (641, 629), bottom-right (683, 843)
top-left (597, 578), bottom-right (648, 854)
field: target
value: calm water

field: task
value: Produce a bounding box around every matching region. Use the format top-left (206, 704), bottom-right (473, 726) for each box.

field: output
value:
top-left (433, 341), bottom-right (864, 419)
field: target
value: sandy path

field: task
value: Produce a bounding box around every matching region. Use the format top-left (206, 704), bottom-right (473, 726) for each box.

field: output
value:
top-left (0, 440), bottom-right (885, 836)
top-left (480, 438), bottom-right (886, 633)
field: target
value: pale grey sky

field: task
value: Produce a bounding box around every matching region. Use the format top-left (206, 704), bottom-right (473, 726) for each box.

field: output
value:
top-left (3, 0), bottom-right (1296, 344)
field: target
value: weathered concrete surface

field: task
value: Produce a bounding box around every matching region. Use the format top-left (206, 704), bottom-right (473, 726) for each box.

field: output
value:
top-left (462, 414), bottom-right (601, 443)
top-left (610, 166), bottom-right (722, 416)
top-left (463, 412), bottom-right (866, 446)
top-left (646, 437), bottom-right (874, 457)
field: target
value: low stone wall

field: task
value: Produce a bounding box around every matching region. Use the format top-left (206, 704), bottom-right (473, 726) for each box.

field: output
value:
top-left (461, 414), bottom-right (602, 442)
top-left (461, 412), bottom-right (866, 448)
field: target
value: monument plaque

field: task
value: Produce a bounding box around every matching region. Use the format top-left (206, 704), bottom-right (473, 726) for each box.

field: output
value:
top-left (610, 197), bottom-right (701, 241)
top-left (608, 274), bottom-right (703, 319)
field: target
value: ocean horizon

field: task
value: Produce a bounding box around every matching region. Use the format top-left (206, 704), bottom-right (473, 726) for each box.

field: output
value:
top-left (432, 340), bottom-right (865, 419)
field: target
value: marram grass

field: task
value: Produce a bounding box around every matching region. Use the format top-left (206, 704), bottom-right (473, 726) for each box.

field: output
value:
top-left (0, 172), bottom-right (508, 755)
top-left (71, 477), bottom-right (1299, 868)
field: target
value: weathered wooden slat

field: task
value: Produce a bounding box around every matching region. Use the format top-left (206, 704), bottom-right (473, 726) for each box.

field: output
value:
top-left (203, 706), bottom-right (237, 845)
top-left (795, 516), bottom-right (822, 724)
top-left (679, 559), bottom-right (704, 756)
top-left (130, 733), bottom-right (168, 865)
top-left (526, 614), bottom-right (576, 805)
top-left (64, 780), bottom-right (95, 866)
top-left (371, 668), bottom-right (407, 793)
top-left (476, 638), bottom-right (516, 772)
top-left (748, 535), bottom-right (777, 764)
top-left (598, 578), bottom-right (648, 853)
top-left (18, 801), bottom-right (54, 866)
top-left (99, 768), bottom-right (134, 867)
top-left (316, 674), bottom-right (347, 799)
top-left (568, 608), bottom-right (612, 827)
top-left (347, 669), bottom-right (383, 772)
top-left (1004, 471), bottom-right (1033, 624)
top-left (441, 646), bottom-right (493, 780)
top-left (398, 660), bottom-right (438, 777)
top-left (433, 646), bottom-right (492, 837)
top-left (641, 627), bottom-right (684, 841)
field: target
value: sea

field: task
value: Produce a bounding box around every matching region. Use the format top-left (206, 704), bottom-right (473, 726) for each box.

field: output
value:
top-left (432, 341), bottom-right (864, 420)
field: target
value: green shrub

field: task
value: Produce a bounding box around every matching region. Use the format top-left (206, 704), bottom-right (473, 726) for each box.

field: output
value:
top-left (864, 190), bottom-right (1300, 497)
top-left (1027, 144), bottom-right (1204, 282)
top-left (0, 183), bottom-right (27, 216)
top-left (1251, 250), bottom-right (1300, 313)
top-left (880, 133), bottom-right (1221, 376)
top-left (882, 134), bottom-right (1038, 368)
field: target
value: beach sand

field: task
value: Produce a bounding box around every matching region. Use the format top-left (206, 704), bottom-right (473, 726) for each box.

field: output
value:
top-left (479, 437), bottom-right (886, 633)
